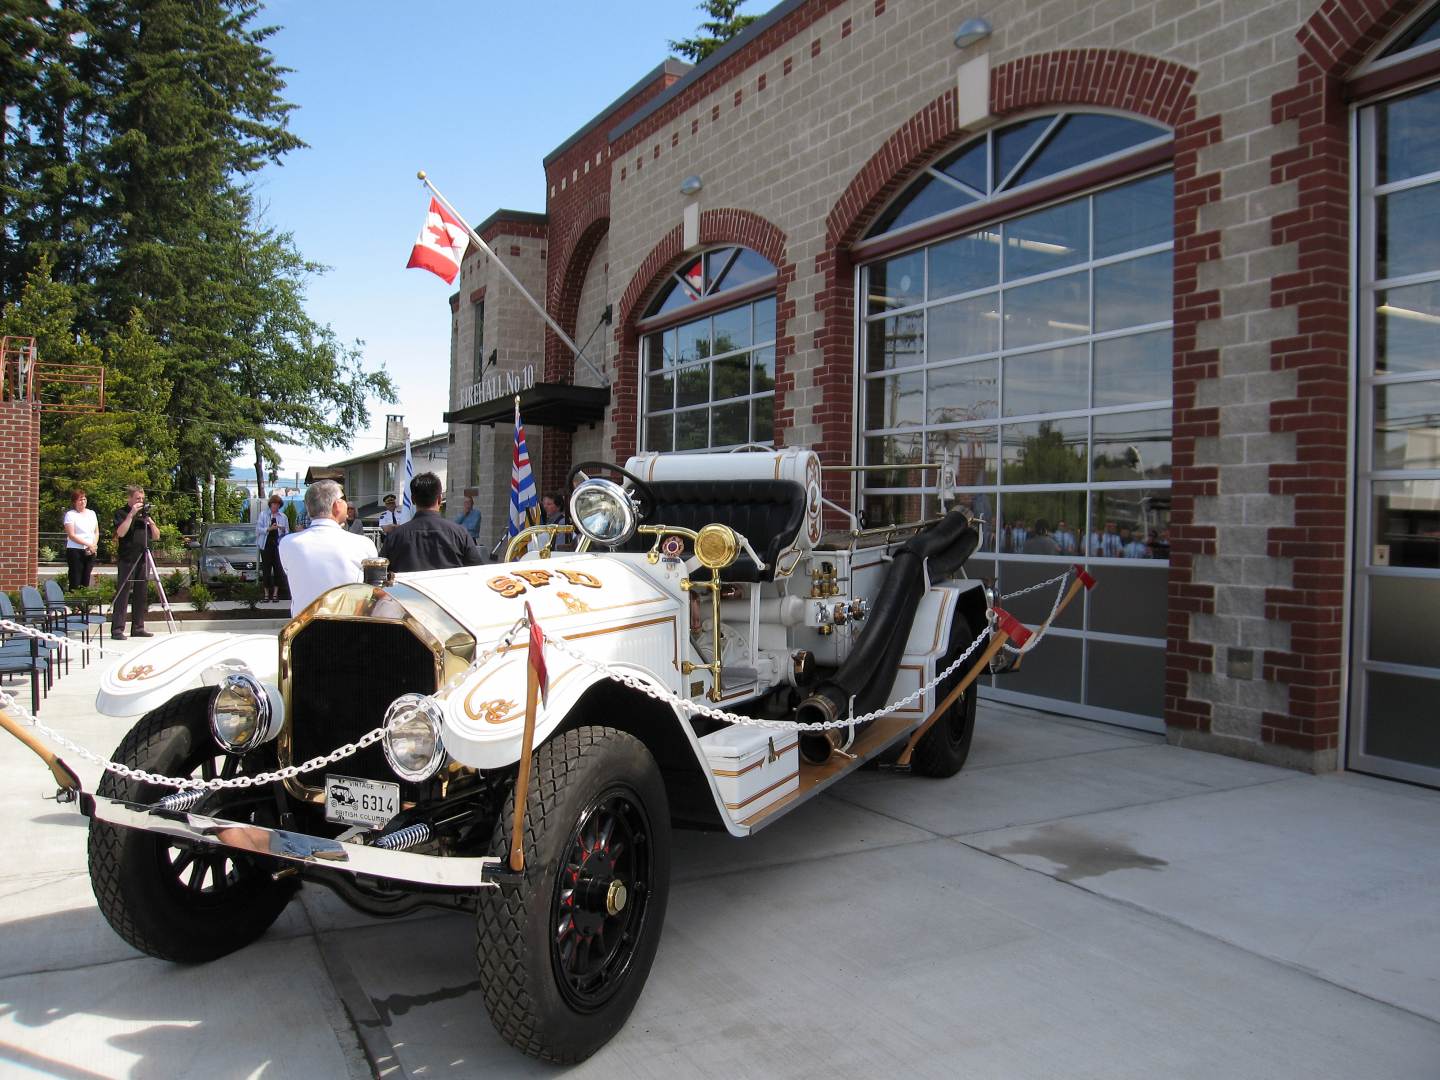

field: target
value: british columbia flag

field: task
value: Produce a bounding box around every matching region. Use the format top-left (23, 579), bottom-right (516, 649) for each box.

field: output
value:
top-left (509, 399), bottom-right (539, 537)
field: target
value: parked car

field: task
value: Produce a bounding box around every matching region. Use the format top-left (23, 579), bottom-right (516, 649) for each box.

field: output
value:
top-left (74, 449), bottom-right (998, 1064)
top-left (192, 523), bottom-right (258, 588)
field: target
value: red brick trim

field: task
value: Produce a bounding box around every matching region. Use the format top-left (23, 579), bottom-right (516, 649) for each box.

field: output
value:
top-left (1262, 0), bottom-right (1424, 756)
top-left (818, 49), bottom-right (1219, 729)
top-left (611, 210), bottom-right (793, 462)
top-left (0, 401), bottom-right (40, 590)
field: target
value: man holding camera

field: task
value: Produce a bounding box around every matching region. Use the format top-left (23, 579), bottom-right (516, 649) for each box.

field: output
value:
top-left (112, 485), bottom-right (159, 640)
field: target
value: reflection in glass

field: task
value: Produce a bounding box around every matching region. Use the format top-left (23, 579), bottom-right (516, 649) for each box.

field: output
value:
top-left (1088, 489), bottom-right (1170, 559)
top-left (752, 396), bottom-right (774, 441)
top-left (1014, 115), bottom-right (1166, 189)
top-left (999, 550), bottom-right (1086, 624)
top-left (1368, 576), bottom-right (1440, 668)
top-left (1094, 331), bottom-right (1172, 406)
top-left (929, 231), bottom-right (999, 299)
top-left (1003, 271), bottom-right (1089, 348)
top-left (1088, 565), bottom-right (1168, 638)
top-left (712, 402), bottom-right (748, 447)
top-left (928, 360), bottom-right (998, 424)
top-left (1003, 632), bottom-right (1083, 702)
top-left (753, 295), bottom-right (777, 341)
top-left (1003, 201), bottom-right (1089, 281)
top-left (995, 117), bottom-right (1053, 187)
top-left (677, 319), bottom-right (707, 363)
top-left (997, 490), bottom-right (1086, 558)
top-left (869, 251), bottom-right (925, 315)
top-left (647, 372), bottom-right (674, 411)
top-left (1087, 642), bottom-right (1165, 715)
top-left (712, 355), bottom-right (749, 401)
top-left (929, 294), bottom-right (1000, 361)
top-left (646, 413), bottom-right (673, 452)
top-left (861, 493), bottom-right (928, 529)
top-left (864, 432), bottom-right (925, 487)
top-left (1095, 173), bottom-right (1174, 257)
top-left (865, 371), bottom-right (925, 430)
top-left (1372, 479), bottom-right (1440, 569)
top-left (866, 312), bottom-right (925, 371)
top-left (1095, 252), bottom-right (1172, 331)
top-left (928, 427), bottom-right (997, 488)
top-left (1376, 282), bottom-right (1440, 375)
top-left (1001, 418), bottom-right (1088, 486)
top-left (1364, 671), bottom-right (1440, 769)
top-left (1093, 409), bottom-right (1172, 481)
top-left (1003, 345), bottom-right (1088, 416)
top-left (676, 409), bottom-right (707, 451)
top-left (1379, 84), bottom-right (1440, 186)
top-left (939, 140), bottom-right (988, 194)
top-left (1375, 381), bottom-right (1440, 470)
top-left (873, 177), bottom-right (970, 235)
top-left (718, 247), bottom-right (776, 291)
top-left (1377, 185), bottom-right (1440, 281)
top-left (712, 305), bottom-right (751, 353)
top-left (753, 347), bottom-right (776, 393)
top-left (676, 363), bottom-right (709, 407)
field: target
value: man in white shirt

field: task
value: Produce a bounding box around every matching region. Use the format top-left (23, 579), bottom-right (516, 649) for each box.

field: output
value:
top-left (378, 493), bottom-right (410, 535)
top-left (279, 481), bottom-right (377, 616)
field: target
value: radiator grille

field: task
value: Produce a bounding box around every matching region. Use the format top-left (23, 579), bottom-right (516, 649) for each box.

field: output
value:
top-left (288, 620), bottom-right (436, 783)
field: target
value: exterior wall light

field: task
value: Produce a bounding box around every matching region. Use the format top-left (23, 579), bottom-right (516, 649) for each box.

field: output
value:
top-left (953, 18), bottom-right (992, 49)
top-left (679, 175), bottom-right (704, 196)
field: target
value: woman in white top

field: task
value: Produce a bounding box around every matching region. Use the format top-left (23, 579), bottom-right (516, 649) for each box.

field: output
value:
top-left (256, 493), bottom-right (291, 604)
top-left (63, 488), bottom-right (99, 587)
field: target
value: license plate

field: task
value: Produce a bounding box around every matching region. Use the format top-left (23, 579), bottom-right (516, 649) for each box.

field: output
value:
top-left (324, 774), bottom-right (399, 830)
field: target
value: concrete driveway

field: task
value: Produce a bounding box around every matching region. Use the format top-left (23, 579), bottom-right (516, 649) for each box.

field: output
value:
top-left (2, 630), bottom-right (1437, 1078)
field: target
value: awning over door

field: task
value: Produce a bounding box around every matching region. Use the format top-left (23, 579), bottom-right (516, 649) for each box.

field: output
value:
top-left (444, 383), bottom-right (609, 432)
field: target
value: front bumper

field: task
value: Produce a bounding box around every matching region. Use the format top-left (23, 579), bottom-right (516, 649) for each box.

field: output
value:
top-left (80, 792), bottom-right (505, 890)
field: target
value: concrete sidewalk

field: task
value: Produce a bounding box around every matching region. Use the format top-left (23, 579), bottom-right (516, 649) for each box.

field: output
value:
top-left (1, 629), bottom-right (1437, 1078)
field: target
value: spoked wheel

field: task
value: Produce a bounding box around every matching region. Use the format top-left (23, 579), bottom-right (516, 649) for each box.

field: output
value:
top-left (88, 688), bottom-right (296, 962)
top-left (476, 726), bottom-right (671, 1065)
top-left (554, 788), bottom-right (655, 1010)
top-left (911, 611), bottom-right (980, 778)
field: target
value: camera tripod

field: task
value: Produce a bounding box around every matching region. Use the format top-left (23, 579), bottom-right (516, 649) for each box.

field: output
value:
top-left (113, 546), bottom-right (177, 635)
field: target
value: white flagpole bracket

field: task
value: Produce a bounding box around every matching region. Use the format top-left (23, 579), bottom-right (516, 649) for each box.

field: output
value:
top-left (418, 171), bottom-right (608, 387)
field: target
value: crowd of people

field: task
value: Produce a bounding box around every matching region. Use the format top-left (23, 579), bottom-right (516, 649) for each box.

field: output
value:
top-left (997, 517), bottom-right (1169, 559)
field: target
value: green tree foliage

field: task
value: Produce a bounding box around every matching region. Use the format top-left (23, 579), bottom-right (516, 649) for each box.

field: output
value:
top-left (1, 1), bottom-right (394, 534)
top-left (669, 0), bottom-right (758, 63)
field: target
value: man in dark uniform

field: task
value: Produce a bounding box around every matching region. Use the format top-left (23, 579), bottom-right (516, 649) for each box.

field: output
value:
top-left (382, 472), bottom-right (485, 572)
top-left (111, 485), bottom-right (159, 640)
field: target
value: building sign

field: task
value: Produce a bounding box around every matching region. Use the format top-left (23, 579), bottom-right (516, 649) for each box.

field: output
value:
top-left (457, 363), bottom-right (536, 409)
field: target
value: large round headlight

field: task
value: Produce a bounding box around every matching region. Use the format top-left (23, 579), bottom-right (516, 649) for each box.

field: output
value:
top-left (209, 673), bottom-right (277, 753)
top-left (382, 694), bottom-right (447, 782)
top-left (569, 478), bottom-right (638, 546)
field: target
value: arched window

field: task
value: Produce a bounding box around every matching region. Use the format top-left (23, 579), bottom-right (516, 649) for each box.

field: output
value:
top-left (639, 246), bottom-right (777, 452)
top-left (858, 112), bottom-right (1174, 728)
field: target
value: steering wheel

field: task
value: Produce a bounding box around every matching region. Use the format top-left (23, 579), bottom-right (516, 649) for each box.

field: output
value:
top-left (566, 460), bottom-right (657, 519)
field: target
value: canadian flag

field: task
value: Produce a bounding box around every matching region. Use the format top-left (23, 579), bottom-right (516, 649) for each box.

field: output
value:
top-left (406, 197), bottom-right (469, 284)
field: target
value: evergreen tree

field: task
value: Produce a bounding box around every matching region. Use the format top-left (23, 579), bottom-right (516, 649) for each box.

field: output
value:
top-left (669, 0), bottom-right (758, 63)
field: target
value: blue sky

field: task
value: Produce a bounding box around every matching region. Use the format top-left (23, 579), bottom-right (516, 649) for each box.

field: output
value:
top-left (241, 1), bottom-right (716, 483)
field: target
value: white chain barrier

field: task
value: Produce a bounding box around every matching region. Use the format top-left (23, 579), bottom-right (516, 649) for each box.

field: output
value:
top-left (997, 569), bottom-right (1073, 656)
top-left (0, 574), bottom-right (1082, 792)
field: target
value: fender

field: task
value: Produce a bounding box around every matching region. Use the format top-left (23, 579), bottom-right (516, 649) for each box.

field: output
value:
top-left (893, 579), bottom-right (988, 716)
top-left (96, 632), bottom-right (279, 718)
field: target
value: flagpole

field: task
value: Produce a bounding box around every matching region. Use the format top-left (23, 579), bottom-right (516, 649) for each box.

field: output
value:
top-left (418, 170), bottom-right (589, 366)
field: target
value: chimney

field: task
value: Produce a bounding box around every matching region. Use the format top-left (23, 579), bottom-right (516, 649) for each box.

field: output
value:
top-left (385, 414), bottom-right (406, 450)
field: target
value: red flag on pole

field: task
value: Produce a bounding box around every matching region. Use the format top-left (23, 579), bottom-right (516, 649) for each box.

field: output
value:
top-left (524, 601), bottom-right (548, 708)
top-left (406, 197), bottom-right (469, 283)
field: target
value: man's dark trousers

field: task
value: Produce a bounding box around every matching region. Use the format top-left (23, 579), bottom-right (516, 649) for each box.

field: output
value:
top-left (111, 553), bottom-right (148, 633)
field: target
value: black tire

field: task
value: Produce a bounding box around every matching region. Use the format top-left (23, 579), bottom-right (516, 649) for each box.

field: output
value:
top-left (87, 688), bottom-right (296, 963)
top-left (911, 611), bottom-right (980, 778)
top-left (476, 726), bottom-right (670, 1065)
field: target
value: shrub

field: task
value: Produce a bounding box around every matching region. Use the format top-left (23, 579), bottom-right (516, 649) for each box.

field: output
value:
top-left (188, 583), bottom-right (212, 612)
top-left (163, 568), bottom-right (189, 595)
top-left (38, 544), bottom-right (59, 563)
top-left (236, 581), bottom-right (263, 610)
top-left (94, 576), bottom-right (117, 604)
top-left (211, 572), bottom-right (241, 595)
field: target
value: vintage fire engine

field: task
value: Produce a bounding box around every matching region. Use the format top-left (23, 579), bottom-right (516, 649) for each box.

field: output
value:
top-left (72, 449), bottom-right (1020, 1063)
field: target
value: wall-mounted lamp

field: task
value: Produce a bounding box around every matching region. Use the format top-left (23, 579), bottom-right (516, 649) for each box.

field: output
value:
top-left (953, 17), bottom-right (992, 49)
top-left (679, 174), bottom-right (704, 196)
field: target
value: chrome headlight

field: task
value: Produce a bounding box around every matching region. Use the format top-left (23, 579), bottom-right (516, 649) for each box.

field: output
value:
top-left (209, 673), bottom-right (278, 754)
top-left (570, 477), bottom-right (638, 546)
top-left (382, 694), bottom-right (447, 782)
top-left (202, 556), bottom-right (230, 574)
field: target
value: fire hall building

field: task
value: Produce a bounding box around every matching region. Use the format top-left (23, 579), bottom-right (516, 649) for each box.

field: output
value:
top-left (443, 0), bottom-right (1440, 789)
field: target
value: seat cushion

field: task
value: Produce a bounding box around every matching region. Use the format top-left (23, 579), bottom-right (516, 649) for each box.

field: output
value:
top-left (622, 479), bottom-right (807, 581)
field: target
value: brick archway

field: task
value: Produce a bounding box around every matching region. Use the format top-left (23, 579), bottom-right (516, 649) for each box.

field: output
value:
top-left (610, 209), bottom-right (794, 462)
top-left (1258, 0), bottom-right (1425, 758)
top-left (816, 49), bottom-right (1223, 737)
